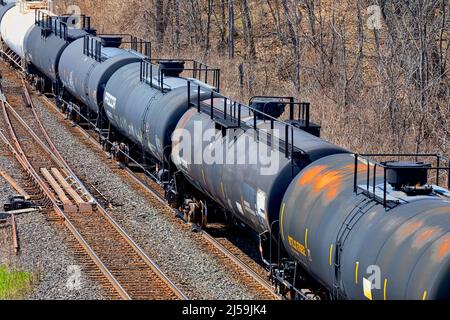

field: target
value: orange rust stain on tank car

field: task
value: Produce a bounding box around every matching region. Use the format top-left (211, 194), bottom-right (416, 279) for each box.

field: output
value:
top-left (298, 165), bottom-right (327, 186)
top-left (343, 163), bottom-right (372, 173)
top-left (312, 170), bottom-right (344, 201)
top-left (313, 171), bottom-right (341, 192)
top-left (326, 187), bottom-right (339, 201)
top-left (412, 228), bottom-right (439, 249)
top-left (436, 235), bottom-right (450, 261)
top-left (299, 162), bottom-right (376, 202)
top-left (395, 220), bottom-right (425, 243)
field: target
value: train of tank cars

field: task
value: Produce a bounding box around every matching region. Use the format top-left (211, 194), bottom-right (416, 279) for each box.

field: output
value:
top-left (1, 0), bottom-right (450, 300)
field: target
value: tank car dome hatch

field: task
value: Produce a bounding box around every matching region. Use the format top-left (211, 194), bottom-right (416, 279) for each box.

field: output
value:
top-left (383, 161), bottom-right (431, 191)
top-left (100, 35), bottom-right (122, 48)
top-left (287, 119), bottom-right (321, 138)
top-left (250, 98), bottom-right (286, 120)
top-left (158, 60), bottom-right (186, 77)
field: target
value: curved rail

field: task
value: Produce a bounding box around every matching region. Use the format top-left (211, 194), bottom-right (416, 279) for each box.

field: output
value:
top-left (0, 80), bottom-right (187, 300)
top-left (38, 92), bottom-right (280, 300)
top-left (0, 98), bottom-right (131, 300)
top-left (201, 231), bottom-right (278, 297)
top-left (20, 80), bottom-right (187, 300)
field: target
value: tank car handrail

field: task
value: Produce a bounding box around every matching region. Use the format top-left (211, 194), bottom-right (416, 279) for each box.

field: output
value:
top-left (188, 80), bottom-right (307, 151)
top-left (83, 34), bottom-right (102, 62)
top-left (187, 81), bottom-right (311, 179)
top-left (140, 60), bottom-right (173, 92)
top-left (90, 33), bottom-right (152, 60)
top-left (144, 59), bottom-right (221, 92)
top-left (354, 153), bottom-right (450, 208)
top-left (249, 96), bottom-right (312, 128)
top-left (35, 10), bottom-right (92, 41)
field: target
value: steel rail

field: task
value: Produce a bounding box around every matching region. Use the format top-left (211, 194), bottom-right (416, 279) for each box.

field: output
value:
top-left (21, 81), bottom-right (187, 300)
top-left (201, 231), bottom-right (278, 298)
top-left (1, 98), bottom-right (132, 300)
top-left (39, 93), bottom-right (280, 300)
top-left (123, 164), bottom-right (279, 299)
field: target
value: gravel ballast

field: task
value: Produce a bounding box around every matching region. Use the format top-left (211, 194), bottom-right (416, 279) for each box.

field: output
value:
top-left (33, 95), bottom-right (264, 300)
top-left (0, 146), bottom-right (106, 300)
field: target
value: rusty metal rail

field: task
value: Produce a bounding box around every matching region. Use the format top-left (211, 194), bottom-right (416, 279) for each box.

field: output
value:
top-left (125, 167), bottom-right (280, 298)
top-left (0, 70), bottom-right (187, 300)
top-left (0, 99), bottom-right (131, 300)
top-left (0, 168), bottom-right (30, 200)
top-left (10, 213), bottom-right (19, 255)
top-left (201, 231), bottom-right (278, 298)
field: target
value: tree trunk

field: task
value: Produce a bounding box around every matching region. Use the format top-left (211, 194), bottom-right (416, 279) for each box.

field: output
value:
top-left (228, 0), bottom-right (235, 58)
top-left (174, 0), bottom-right (181, 53)
top-left (205, 0), bottom-right (213, 55)
top-left (155, 0), bottom-right (165, 51)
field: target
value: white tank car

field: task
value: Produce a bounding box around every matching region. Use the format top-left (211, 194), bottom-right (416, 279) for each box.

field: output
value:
top-left (0, 5), bottom-right (36, 58)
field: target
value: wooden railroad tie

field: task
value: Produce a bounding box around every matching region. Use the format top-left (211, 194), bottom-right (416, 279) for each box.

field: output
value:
top-left (51, 168), bottom-right (93, 213)
top-left (40, 168), bottom-right (78, 213)
top-left (40, 167), bottom-right (93, 213)
top-left (0, 168), bottom-right (31, 200)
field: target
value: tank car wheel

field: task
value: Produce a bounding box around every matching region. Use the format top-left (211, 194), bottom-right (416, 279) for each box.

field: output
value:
top-left (276, 284), bottom-right (286, 297)
top-left (198, 201), bottom-right (207, 229)
top-left (36, 77), bottom-right (43, 94)
top-left (157, 169), bottom-right (170, 183)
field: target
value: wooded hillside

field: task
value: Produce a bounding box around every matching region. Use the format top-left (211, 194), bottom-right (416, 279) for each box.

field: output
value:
top-left (54, 0), bottom-right (450, 156)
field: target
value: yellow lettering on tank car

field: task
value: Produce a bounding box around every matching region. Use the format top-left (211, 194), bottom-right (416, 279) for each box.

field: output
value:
top-left (422, 290), bottom-right (428, 300)
top-left (329, 244), bottom-right (333, 266)
top-left (288, 236), bottom-right (306, 257)
top-left (305, 228), bottom-right (309, 249)
top-left (280, 203), bottom-right (286, 241)
top-left (363, 278), bottom-right (373, 300)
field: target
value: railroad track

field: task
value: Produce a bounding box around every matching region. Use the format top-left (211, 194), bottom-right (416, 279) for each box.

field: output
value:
top-left (0, 67), bottom-right (186, 300)
top-left (36, 91), bottom-right (281, 300)
top-left (127, 171), bottom-right (280, 300)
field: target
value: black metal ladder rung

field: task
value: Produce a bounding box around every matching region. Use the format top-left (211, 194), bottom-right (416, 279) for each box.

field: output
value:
top-left (332, 198), bottom-right (375, 298)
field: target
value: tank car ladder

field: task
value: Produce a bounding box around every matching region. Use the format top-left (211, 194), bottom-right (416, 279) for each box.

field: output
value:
top-left (332, 197), bottom-right (376, 299)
